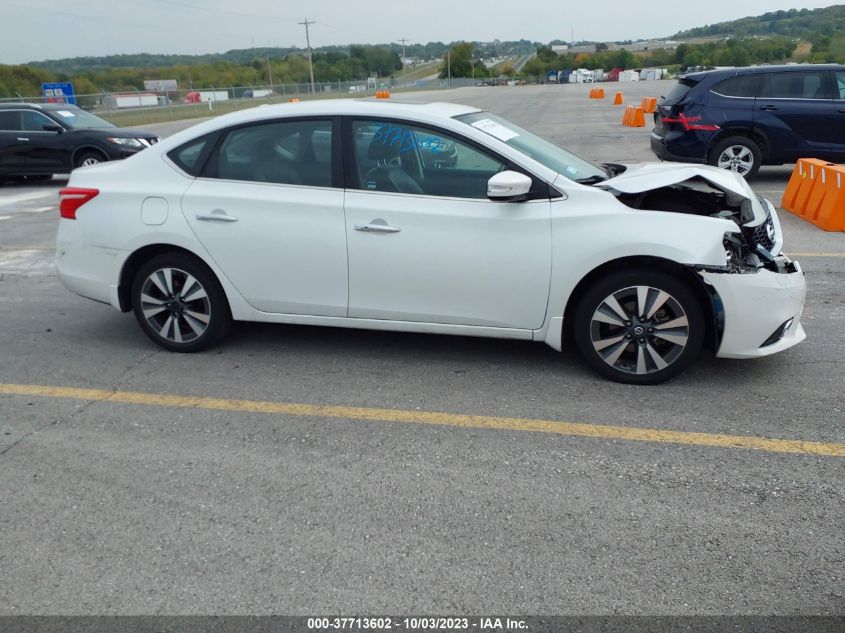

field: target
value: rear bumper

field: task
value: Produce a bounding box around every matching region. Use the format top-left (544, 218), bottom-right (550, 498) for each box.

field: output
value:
top-left (650, 130), bottom-right (707, 164)
top-left (55, 219), bottom-right (123, 310)
top-left (700, 260), bottom-right (806, 359)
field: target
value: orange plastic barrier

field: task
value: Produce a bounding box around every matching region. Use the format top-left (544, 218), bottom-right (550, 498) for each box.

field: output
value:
top-left (622, 105), bottom-right (645, 127)
top-left (375, 90), bottom-right (391, 99)
top-left (814, 165), bottom-right (845, 231)
top-left (288, 97), bottom-right (301, 103)
top-left (613, 91), bottom-right (624, 105)
top-left (641, 97), bottom-right (657, 113)
top-left (781, 159), bottom-right (845, 231)
top-left (589, 88), bottom-right (605, 99)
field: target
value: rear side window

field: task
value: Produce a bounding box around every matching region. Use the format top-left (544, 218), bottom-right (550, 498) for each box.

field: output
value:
top-left (0, 111), bottom-right (21, 131)
top-left (835, 71), bottom-right (845, 99)
top-left (205, 119), bottom-right (333, 187)
top-left (661, 79), bottom-right (697, 105)
top-left (711, 75), bottom-right (762, 98)
top-left (760, 71), bottom-right (829, 99)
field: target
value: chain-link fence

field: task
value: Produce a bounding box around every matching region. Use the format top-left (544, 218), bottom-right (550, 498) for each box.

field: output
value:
top-left (0, 76), bottom-right (550, 126)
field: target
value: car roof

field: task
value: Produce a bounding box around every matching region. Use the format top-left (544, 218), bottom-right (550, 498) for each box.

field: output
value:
top-left (0, 102), bottom-right (79, 111)
top-left (210, 98), bottom-right (481, 126)
top-left (683, 63), bottom-right (845, 82)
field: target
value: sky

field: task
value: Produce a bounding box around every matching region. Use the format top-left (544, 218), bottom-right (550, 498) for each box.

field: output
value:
top-left (0, 0), bottom-right (839, 64)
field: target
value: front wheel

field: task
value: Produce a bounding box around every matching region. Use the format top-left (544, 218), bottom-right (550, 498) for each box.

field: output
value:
top-left (708, 135), bottom-right (762, 179)
top-left (131, 253), bottom-right (232, 352)
top-left (75, 151), bottom-right (107, 168)
top-left (573, 269), bottom-right (704, 384)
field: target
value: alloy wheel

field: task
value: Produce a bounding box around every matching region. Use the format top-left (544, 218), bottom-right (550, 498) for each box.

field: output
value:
top-left (589, 285), bottom-right (690, 376)
top-left (80, 156), bottom-right (101, 167)
top-left (716, 145), bottom-right (754, 176)
top-left (139, 267), bottom-right (211, 343)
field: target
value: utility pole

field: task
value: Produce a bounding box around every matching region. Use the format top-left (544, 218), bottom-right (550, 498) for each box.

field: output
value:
top-left (267, 56), bottom-right (273, 91)
top-left (447, 50), bottom-right (451, 86)
top-left (398, 37), bottom-right (408, 88)
top-left (299, 18), bottom-right (316, 94)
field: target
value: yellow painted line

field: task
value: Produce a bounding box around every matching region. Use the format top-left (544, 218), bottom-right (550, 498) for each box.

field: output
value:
top-left (786, 252), bottom-right (845, 258)
top-left (1, 382), bottom-right (843, 458)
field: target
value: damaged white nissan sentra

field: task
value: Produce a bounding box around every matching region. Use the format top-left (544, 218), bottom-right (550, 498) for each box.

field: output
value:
top-left (55, 100), bottom-right (805, 384)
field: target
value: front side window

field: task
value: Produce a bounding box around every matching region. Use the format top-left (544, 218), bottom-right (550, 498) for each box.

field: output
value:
top-left (351, 119), bottom-right (506, 199)
top-left (0, 111), bottom-right (21, 131)
top-left (21, 110), bottom-right (59, 132)
top-left (760, 71), bottom-right (829, 99)
top-left (206, 119), bottom-right (333, 187)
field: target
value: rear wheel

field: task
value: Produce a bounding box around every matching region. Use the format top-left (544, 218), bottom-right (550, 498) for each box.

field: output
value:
top-left (131, 253), bottom-right (232, 352)
top-left (708, 135), bottom-right (762, 179)
top-left (573, 269), bottom-right (704, 384)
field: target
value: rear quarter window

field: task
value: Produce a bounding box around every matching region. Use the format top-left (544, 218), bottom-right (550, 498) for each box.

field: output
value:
top-left (167, 133), bottom-right (217, 176)
top-left (711, 75), bottom-right (762, 98)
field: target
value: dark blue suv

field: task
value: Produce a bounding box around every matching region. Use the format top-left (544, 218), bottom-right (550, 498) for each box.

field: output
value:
top-left (650, 64), bottom-right (845, 178)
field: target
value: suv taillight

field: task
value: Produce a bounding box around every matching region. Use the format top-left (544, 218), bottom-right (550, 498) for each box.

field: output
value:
top-left (59, 188), bottom-right (99, 219)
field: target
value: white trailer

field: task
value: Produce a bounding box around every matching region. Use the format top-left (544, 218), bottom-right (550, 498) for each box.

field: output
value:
top-left (107, 93), bottom-right (159, 109)
top-left (618, 70), bottom-right (641, 82)
top-left (199, 91), bottom-right (229, 102)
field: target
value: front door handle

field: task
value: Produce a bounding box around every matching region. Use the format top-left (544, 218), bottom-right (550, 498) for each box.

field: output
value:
top-left (759, 105), bottom-right (779, 112)
top-left (196, 209), bottom-right (238, 222)
top-left (839, 109), bottom-right (845, 113)
top-left (17, 137), bottom-right (29, 142)
top-left (354, 221), bottom-right (401, 233)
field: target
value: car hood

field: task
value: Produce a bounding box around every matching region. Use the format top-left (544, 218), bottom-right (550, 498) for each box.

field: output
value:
top-left (600, 162), bottom-right (766, 225)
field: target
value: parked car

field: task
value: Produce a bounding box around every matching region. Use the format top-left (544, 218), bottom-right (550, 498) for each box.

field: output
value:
top-left (651, 64), bottom-right (845, 178)
top-left (0, 103), bottom-right (159, 181)
top-left (56, 100), bottom-right (805, 384)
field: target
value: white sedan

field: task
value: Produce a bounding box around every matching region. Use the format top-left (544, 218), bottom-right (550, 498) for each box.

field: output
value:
top-left (55, 99), bottom-right (806, 384)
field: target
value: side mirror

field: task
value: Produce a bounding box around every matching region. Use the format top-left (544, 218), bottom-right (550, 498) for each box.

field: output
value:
top-left (487, 170), bottom-right (532, 202)
top-left (43, 125), bottom-right (63, 134)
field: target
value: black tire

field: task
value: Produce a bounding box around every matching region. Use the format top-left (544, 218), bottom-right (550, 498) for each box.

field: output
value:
top-left (708, 135), bottom-right (762, 179)
top-left (131, 252), bottom-right (232, 353)
top-left (573, 268), bottom-right (704, 385)
top-left (75, 151), bottom-right (107, 169)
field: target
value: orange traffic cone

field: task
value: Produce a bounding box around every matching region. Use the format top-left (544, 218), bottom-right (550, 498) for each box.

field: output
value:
top-left (613, 91), bottom-right (623, 105)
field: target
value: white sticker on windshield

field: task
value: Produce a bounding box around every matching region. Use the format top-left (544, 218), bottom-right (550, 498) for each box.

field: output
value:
top-left (470, 118), bottom-right (519, 142)
top-left (56, 110), bottom-right (76, 117)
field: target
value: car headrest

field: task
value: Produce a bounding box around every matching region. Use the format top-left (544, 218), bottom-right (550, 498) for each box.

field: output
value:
top-left (368, 135), bottom-right (403, 161)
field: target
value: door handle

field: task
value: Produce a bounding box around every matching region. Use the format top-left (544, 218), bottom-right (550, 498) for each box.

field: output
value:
top-left (839, 109), bottom-right (845, 113)
top-left (759, 105), bottom-right (779, 112)
top-left (354, 222), bottom-right (401, 233)
top-left (17, 137), bottom-right (29, 142)
top-left (196, 209), bottom-right (238, 222)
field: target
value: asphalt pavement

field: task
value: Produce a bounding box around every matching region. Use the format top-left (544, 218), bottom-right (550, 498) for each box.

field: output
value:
top-left (0, 82), bottom-right (843, 615)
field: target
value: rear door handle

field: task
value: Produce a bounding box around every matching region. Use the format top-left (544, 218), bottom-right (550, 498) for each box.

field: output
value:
top-left (17, 137), bottom-right (29, 142)
top-left (354, 221), bottom-right (401, 233)
top-left (759, 105), bottom-right (779, 112)
top-left (839, 109), bottom-right (845, 113)
top-left (196, 209), bottom-right (238, 222)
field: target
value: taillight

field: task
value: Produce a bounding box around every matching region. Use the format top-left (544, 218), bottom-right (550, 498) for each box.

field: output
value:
top-left (59, 188), bottom-right (99, 220)
top-left (661, 113), bottom-right (720, 132)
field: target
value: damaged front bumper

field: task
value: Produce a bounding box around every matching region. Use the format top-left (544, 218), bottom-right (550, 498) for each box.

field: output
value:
top-left (698, 257), bottom-right (806, 359)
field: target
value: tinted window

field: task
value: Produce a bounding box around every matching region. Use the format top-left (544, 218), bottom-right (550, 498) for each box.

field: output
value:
top-left (760, 71), bottom-right (828, 99)
top-left (712, 75), bottom-right (762, 98)
top-left (168, 135), bottom-right (214, 176)
top-left (21, 110), bottom-right (58, 132)
top-left (0, 111), bottom-right (21, 131)
top-left (662, 79), bottom-right (697, 105)
top-left (835, 71), bottom-right (845, 99)
top-left (351, 119), bottom-right (506, 199)
top-left (208, 119), bottom-right (332, 187)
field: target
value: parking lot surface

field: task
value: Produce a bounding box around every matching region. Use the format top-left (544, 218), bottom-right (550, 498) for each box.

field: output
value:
top-left (0, 82), bottom-right (843, 614)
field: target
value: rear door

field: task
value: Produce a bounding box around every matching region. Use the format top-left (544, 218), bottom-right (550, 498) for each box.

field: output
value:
top-left (0, 110), bottom-right (26, 174)
top-left (19, 110), bottom-right (70, 171)
top-left (755, 70), bottom-right (839, 160)
top-left (180, 117), bottom-right (348, 316)
top-left (829, 70), bottom-right (845, 150)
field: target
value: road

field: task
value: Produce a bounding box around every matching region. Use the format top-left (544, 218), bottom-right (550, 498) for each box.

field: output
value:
top-left (0, 82), bottom-right (843, 615)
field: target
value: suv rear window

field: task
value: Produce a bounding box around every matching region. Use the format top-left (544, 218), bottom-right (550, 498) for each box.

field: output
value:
top-left (661, 79), bottom-right (697, 105)
top-left (712, 75), bottom-right (762, 98)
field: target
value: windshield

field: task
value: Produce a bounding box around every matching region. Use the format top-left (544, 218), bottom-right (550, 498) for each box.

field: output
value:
top-left (455, 111), bottom-right (606, 183)
top-left (49, 108), bottom-right (115, 129)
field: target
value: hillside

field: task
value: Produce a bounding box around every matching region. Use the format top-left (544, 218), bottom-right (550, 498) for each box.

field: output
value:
top-left (673, 5), bottom-right (845, 39)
